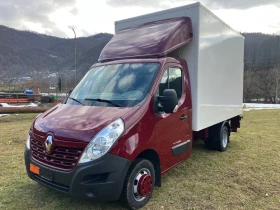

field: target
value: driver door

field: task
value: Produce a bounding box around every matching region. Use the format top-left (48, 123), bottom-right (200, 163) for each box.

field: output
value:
top-left (154, 66), bottom-right (191, 172)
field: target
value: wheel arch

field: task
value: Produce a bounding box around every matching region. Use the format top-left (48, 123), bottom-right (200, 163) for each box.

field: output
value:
top-left (136, 149), bottom-right (161, 187)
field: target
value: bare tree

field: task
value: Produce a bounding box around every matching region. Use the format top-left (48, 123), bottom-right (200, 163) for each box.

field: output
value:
top-left (0, 69), bottom-right (5, 85)
top-left (243, 70), bottom-right (257, 102)
top-left (255, 65), bottom-right (280, 103)
top-left (272, 65), bottom-right (280, 103)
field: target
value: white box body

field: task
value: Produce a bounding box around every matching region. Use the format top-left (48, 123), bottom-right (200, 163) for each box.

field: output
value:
top-left (115, 2), bottom-right (244, 131)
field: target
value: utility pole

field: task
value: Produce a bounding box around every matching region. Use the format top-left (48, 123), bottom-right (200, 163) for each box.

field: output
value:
top-left (71, 28), bottom-right (77, 86)
top-left (8, 78), bottom-right (15, 103)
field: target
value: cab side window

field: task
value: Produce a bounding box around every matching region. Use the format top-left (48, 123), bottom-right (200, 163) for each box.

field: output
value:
top-left (157, 67), bottom-right (182, 99)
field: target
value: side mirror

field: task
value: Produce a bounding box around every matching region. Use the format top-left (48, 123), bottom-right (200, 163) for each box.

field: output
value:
top-left (158, 89), bottom-right (178, 113)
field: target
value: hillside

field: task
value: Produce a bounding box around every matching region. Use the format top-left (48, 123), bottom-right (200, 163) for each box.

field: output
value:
top-left (0, 25), bottom-right (113, 80)
top-left (1, 25), bottom-right (280, 98)
top-left (243, 33), bottom-right (280, 71)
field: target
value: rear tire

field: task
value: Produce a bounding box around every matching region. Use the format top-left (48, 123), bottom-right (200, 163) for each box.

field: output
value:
top-left (215, 124), bottom-right (229, 152)
top-left (120, 158), bottom-right (155, 210)
top-left (205, 122), bottom-right (229, 152)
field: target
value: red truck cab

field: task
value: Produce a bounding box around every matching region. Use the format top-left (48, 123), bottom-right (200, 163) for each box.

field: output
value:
top-left (24, 14), bottom-right (243, 210)
top-left (24, 57), bottom-right (193, 208)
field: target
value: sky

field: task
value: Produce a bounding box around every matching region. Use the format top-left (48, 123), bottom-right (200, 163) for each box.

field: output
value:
top-left (0, 0), bottom-right (279, 38)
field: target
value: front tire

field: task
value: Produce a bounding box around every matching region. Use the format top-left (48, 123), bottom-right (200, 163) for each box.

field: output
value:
top-left (120, 158), bottom-right (155, 210)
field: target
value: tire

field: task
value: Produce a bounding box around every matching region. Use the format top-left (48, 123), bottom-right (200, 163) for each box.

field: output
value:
top-left (120, 158), bottom-right (155, 210)
top-left (205, 122), bottom-right (229, 152)
top-left (215, 124), bottom-right (229, 152)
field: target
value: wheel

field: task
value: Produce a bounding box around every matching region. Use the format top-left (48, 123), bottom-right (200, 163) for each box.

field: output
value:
top-left (120, 159), bottom-right (155, 210)
top-left (215, 124), bottom-right (229, 152)
top-left (205, 122), bottom-right (229, 152)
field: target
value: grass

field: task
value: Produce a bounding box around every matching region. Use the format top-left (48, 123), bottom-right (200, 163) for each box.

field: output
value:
top-left (0, 110), bottom-right (280, 210)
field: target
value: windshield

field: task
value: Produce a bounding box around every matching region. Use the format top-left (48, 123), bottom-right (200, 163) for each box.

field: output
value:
top-left (66, 62), bottom-right (160, 107)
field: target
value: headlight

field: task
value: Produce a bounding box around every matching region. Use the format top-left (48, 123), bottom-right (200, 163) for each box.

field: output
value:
top-left (79, 118), bottom-right (124, 163)
top-left (26, 134), bottom-right (30, 149)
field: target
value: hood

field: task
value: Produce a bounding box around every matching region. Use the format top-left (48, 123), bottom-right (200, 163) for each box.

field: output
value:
top-left (33, 104), bottom-right (133, 143)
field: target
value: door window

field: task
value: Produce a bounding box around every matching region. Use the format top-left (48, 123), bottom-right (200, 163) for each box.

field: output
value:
top-left (157, 67), bottom-right (182, 99)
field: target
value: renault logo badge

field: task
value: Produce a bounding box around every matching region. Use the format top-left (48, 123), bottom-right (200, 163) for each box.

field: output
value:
top-left (45, 136), bottom-right (53, 152)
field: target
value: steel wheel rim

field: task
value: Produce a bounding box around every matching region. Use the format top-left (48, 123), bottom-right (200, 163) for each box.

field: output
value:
top-left (133, 168), bottom-right (151, 202)
top-left (222, 129), bottom-right (228, 148)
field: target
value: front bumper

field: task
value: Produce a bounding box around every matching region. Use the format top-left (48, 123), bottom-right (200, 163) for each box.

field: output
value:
top-left (24, 147), bottom-right (131, 201)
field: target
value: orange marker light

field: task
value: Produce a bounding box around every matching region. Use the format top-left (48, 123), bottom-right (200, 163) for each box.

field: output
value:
top-left (30, 163), bottom-right (40, 175)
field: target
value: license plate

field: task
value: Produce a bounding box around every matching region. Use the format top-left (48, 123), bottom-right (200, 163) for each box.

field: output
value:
top-left (39, 169), bottom-right (53, 181)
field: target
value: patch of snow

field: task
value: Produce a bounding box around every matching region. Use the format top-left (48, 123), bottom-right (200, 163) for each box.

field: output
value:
top-left (0, 114), bottom-right (9, 117)
top-left (0, 103), bottom-right (38, 107)
top-left (26, 103), bottom-right (38, 107)
top-left (48, 73), bottom-right (57, 78)
top-left (243, 103), bottom-right (280, 111)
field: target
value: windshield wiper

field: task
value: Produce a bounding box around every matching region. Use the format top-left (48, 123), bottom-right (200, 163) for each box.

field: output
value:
top-left (85, 98), bottom-right (122, 107)
top-left (68, 97), bottom-right (85, 106)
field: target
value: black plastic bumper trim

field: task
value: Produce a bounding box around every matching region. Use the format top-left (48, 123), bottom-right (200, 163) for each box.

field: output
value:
top-left (24, 147), bottom-right (132, 201)
top-left (33, 174), bottom-right (69, 193)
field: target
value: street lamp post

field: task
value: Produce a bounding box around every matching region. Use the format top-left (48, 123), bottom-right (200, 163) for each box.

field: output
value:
top-left (71, 28), bottom-right (77, 86)
top-left (8, 78), bottom-right (15, 103)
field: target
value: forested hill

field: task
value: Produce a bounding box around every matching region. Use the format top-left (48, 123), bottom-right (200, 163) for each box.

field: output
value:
top-left (243, 33), bottom-right (280, 71)
top-left (0, 24), bottom-right (280, 80)
top-left (0, 25), bottom-right (113, 79)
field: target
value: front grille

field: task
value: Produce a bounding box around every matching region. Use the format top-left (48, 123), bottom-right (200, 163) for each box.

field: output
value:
top-left (30, 137), bottom-right (83, 171)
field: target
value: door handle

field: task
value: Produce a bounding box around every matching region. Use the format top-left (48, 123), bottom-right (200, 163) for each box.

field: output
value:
top-left (180, 115), bottom-right (187, 120)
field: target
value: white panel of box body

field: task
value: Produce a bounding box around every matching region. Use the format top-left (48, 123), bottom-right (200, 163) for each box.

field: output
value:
top-left (115, 2), bottom-right (244, 131)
